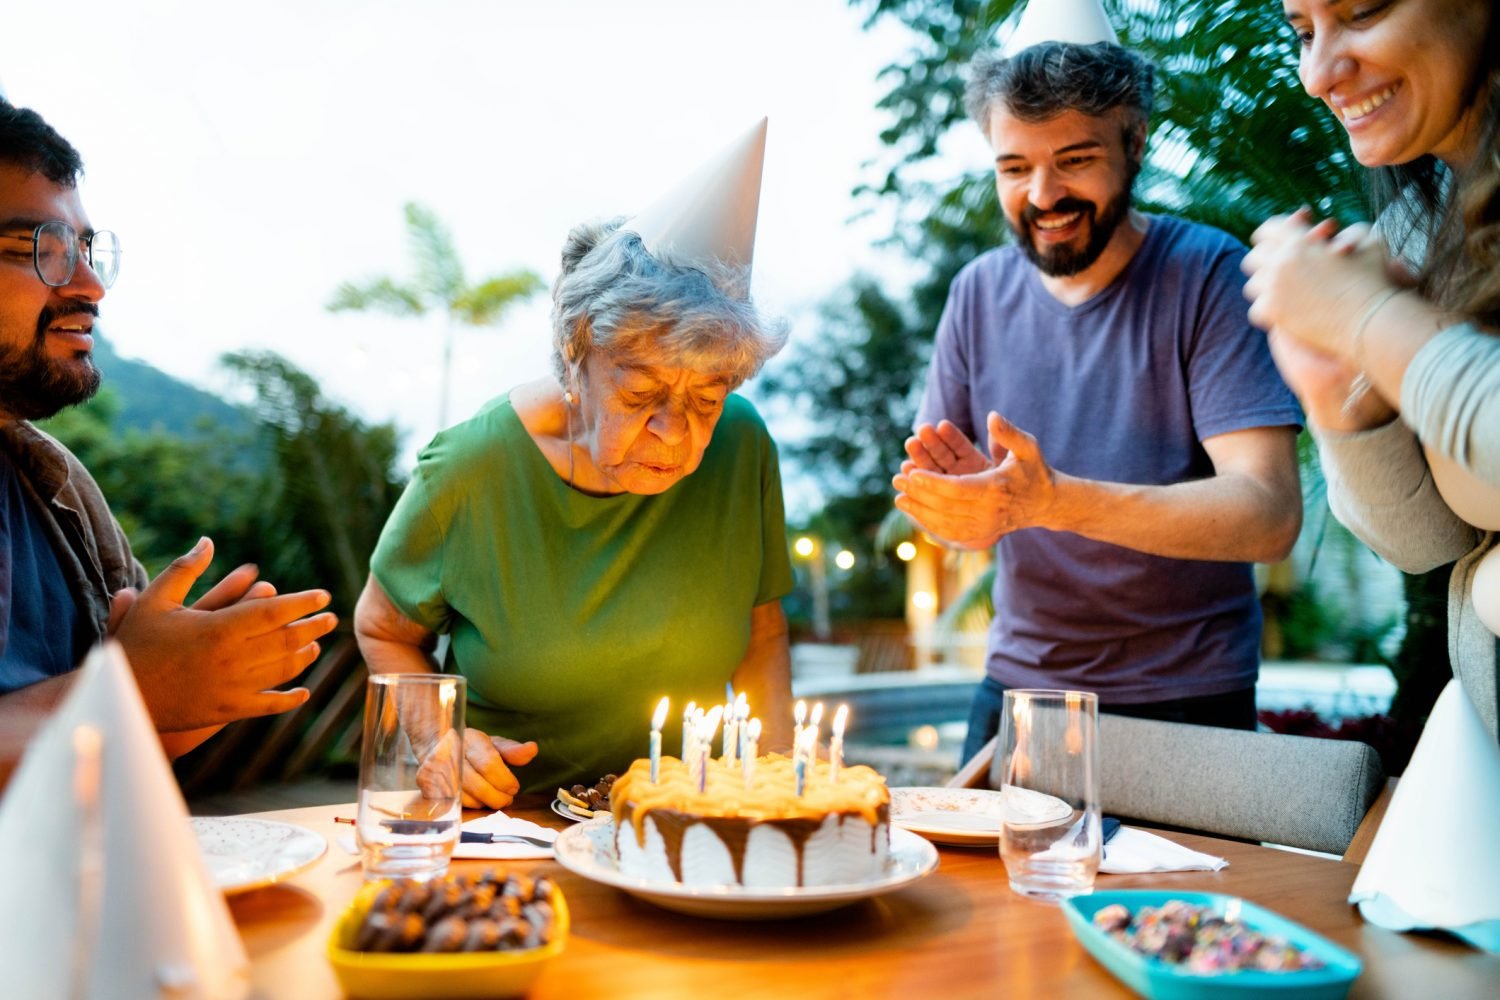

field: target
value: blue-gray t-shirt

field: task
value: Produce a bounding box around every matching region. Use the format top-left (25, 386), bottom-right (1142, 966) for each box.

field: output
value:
top-left (916, 215), bottom-right (1302, 703)
top-left (0, 455), bottom-right (87, 693)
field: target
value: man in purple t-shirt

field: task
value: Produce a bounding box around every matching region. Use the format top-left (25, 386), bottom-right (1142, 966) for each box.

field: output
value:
top-left (892, 41), bottom-right (1303, 765)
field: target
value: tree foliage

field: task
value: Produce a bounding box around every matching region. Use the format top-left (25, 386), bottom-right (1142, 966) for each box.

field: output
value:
top-left (43, 353), bottom-right (405, 619)
top-left (328, 202), bottom-right (544, 426)
top-left (219, 351), bottom-right (405, 612)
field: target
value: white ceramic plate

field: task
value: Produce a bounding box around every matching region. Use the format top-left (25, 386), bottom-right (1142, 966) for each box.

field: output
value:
top-left (190, 816), bottom-right (327, 895)
top-left (552, 819), bottom-right (938, 920)
top-left (551, 797), bottom-right (600, 823)
top-left (890, 786), bottom-right (1073, 846)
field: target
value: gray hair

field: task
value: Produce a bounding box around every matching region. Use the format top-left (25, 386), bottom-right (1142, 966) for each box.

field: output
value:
top-left (550, 218), bottom-right (786, 390)
top-left (965, 42), bottom-right (1154, 133)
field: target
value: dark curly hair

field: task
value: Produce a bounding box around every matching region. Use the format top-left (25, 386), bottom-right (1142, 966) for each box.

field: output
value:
top-left (965, 41), bottom-right (1155, 136)
top-left (0, 99), bottom-right (84, 186)
top-left (1370, 5), bottom-right (1500, 330)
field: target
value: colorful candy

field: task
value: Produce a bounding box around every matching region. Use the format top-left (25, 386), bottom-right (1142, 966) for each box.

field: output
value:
top-left (1092, 900), bottom-right (1323, 973)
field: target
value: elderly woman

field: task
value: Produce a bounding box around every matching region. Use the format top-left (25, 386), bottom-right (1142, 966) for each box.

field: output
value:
top-left (1243, 0), bottom-right (1500, 736)
top-left (355, 210), bottom-right (794, 807)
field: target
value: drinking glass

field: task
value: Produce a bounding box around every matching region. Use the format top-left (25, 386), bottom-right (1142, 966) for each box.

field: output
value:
top-left (997, 689), bottom-right (1100, 900)
top-left (357, 673), bottom-right (466, 880)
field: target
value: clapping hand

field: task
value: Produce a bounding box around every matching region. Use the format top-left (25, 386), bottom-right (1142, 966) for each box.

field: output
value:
top-left (1243, 209), bottom-right (1408, 430)
top-left (107, 537), bottom-right (337, 732)
top-left (893, 413), bottom-right (1058, 549)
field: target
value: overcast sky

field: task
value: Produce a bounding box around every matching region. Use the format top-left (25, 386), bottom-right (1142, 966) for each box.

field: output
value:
top-left (3, 0), bottom-right (978, 503)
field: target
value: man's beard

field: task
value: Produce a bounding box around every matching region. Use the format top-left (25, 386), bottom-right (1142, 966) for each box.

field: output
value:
top-left (0, 304), bottom-right (103, 421)
top-left (1009, 171), bottom-right (1137, 278)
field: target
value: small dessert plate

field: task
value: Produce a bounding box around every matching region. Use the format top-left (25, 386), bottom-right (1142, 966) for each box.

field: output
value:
top-left (1061, 889), bottom-right (1363, 999)
top-left (552, 819), bottom-right (939, 920)
top-left (890, 787), bottom-right (1004, 846)
top-left (890, 786), bottom-right (1072, 846)
top-left (550, 797), bottom-right (598, 823)
top-left (190, 816), bottom-right (326, 895)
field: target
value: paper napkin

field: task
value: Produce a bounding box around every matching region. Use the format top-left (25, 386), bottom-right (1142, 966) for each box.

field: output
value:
top-left (338, 810), bottom-right (558, 861)
top-left (1100, 827), bottom-right (1229, 875)
top-left (454, 811), bottom-right (558, 860)
top-left (1349, 679), bottom-right (1500, 952)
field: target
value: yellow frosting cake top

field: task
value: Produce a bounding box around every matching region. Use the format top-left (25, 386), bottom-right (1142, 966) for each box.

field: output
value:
top-left (610, 753), bottom-right (889, 829)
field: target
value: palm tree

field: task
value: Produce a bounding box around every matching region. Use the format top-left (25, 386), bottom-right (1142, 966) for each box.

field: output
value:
top-left (328, 202), bottom-right (544, 427)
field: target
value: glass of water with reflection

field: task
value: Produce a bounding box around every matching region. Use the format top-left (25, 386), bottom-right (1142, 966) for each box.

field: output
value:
top-left (998, 689), bottom-right (1100, 900)
top-left (357, 673), bottom-right (466, 880)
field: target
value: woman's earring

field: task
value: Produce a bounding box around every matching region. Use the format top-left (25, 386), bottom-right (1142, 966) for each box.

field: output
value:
top-left (564, 389), bottom-right (574, 406)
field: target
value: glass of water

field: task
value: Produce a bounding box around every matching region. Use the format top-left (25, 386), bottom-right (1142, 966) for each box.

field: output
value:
top-left (998, 689), bottom-right (1100, 900)
top-left (357, 673), bottom-right (466, 880)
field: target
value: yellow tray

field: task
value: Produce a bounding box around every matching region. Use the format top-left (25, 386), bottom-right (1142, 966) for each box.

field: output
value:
top-left (327, 879), bottom-right (569, 999)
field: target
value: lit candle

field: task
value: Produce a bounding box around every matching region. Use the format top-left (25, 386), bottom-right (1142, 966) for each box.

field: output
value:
top-left (809, 701), bottom-right (825, 766)
top-left (722, 698), bottom-right (738, 767)
top-left (794, 728), bottom-right (813, 796)
top-left (734, 694), bottom-right (749, 763)
top-left (830, 704), bottom-right (848, 784)
top-left (793, 699), bottom-right (806, 749)
top-left (681, 701), bottom-right (696, 759)
top-left (743, 718), bottom-right (761, 789)
top-left (700, 705), bottom-right (723, 792)
top-left (650, 697), bottom-right (669, 784)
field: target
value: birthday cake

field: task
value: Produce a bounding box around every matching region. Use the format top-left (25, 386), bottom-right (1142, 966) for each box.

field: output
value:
top-left (609, 754), bottom-right (890, 888)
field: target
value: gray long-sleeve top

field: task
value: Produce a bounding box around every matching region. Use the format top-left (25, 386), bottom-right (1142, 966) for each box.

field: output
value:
top-left (1314, 323), bottom-right (1500, 739)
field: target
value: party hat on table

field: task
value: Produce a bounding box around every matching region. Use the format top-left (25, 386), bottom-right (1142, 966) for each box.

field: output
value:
top-left (1349, 679), bottom-right (1500, 952)
top-left (1001, 0), bottom-right (1120, 56)
top-left (624, 117), bottom-right (767, 284)
top-left (0, 643), bottom-right (249, 998)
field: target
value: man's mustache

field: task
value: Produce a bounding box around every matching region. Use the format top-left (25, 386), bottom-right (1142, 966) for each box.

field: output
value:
top-left (35, 302), bottom-right (100, 339)
top-left (1021, 198), bottom-right (1097, 225)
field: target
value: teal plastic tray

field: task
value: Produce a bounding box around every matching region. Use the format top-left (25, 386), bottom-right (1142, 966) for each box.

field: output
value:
top-left (1061, 890), bottom-right (1363, 1000)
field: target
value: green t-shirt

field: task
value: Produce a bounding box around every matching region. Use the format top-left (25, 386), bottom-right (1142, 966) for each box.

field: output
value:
top-left (370, 392), bottom-right (794, 792)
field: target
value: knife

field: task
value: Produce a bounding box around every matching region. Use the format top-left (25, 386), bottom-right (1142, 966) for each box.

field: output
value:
top-left (459, 831), bottom-right (555, 848)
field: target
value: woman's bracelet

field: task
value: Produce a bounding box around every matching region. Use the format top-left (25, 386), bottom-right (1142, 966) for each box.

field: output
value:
top-left (1349, 287), bottom-right (1402, 368)
top-left (1341, 287), bottom-right (1402, 416)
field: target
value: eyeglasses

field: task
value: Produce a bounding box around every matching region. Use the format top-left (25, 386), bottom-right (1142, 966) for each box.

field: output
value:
top-left (4, 221), bottom-right (121, 289)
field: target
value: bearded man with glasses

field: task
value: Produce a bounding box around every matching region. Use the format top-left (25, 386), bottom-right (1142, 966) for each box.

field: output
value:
top-left (0, 99), bottom-right (338, 773)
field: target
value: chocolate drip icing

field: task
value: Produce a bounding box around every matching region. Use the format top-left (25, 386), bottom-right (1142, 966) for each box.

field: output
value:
top-left (626, 808), bottom-right (879, 887)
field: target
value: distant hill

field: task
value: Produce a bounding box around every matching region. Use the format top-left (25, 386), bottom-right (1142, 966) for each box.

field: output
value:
top-left (92, 333), bottom-right (253, 439)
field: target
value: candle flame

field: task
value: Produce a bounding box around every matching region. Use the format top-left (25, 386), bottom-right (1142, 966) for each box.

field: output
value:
top-left (652, 696), bottom-right (670, 731)
top-left (794, 700), bottom-right (806, 725)
top-left (832, 704), bottom-right (849, 737)
top-left (810, 702), bottom-right (824, 726)
top-left (747, 718), bottom-right (762, 741)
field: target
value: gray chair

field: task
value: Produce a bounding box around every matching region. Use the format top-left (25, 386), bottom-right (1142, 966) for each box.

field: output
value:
top-left (952, 715), bottom-right (1385, 857)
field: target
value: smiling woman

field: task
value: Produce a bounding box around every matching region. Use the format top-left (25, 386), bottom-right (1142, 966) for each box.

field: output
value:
top-left (354, 126), bottom-right (798, 804)
top-left (1242, 0), bottom-right (1500, 737)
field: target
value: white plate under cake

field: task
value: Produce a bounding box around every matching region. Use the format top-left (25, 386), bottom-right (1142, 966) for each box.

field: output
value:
top-left (552, 819), bottom-right (938, 920)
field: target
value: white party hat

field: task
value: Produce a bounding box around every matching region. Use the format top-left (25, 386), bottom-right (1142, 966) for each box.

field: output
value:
top-left (1349, 679), bottom-right (1500, 951)
top-left (1002, 0), bottom-right (1120, 57)
top-left (624, 117), bottom-right (767, 281)
top-left (0, 643), bottom-right (250, 998)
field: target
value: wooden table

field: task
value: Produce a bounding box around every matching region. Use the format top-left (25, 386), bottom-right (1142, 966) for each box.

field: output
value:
top-left (229, 800), bottom-right (1497, 999)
